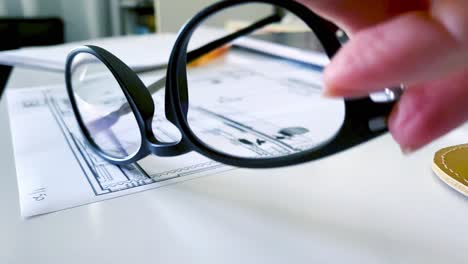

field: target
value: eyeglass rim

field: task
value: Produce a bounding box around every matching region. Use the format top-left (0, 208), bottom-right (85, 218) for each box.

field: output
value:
top-left (65, 0), bottom-right (397, 168)
top-left (65, 46), bottom-right (154, 163)
top-left (164, 0), bottom-right (397, 168)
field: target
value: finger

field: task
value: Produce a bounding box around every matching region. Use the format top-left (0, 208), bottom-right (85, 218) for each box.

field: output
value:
top-left (297, 0), bottom-right (429, 33)
top-left (432, 0), bottom-right (468, 43)
top-left (323, 11), bottom-right (467, 98)
top-left (388, 67), bottom-right (468, 152)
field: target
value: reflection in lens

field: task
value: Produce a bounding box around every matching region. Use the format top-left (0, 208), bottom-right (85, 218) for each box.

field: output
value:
top-left (136, 72), bottom-right (184, 144)
top-left (186, 3), bottom-right (345, 159)
top-left (70, 52), bottom-right (142, 159)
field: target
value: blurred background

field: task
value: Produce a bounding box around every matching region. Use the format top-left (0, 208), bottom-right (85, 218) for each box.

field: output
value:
top-left (0, 0), bottom-right (293, 42)
top-left (1, 0), bottom-right (170, 42)
top-left (0, 0), bottom-right (317, 93)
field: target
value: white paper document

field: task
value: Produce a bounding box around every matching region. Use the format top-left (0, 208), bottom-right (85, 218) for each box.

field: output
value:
top-left (8, 86), bottom-right (232, 218)
top-left (0, 33), bottom-right (177, 72)
top-left (8, 46), bottom-right (341, 218)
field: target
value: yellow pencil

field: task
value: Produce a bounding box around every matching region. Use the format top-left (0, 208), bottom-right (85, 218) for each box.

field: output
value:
top-left (188, 45), bottom-right (231, 68)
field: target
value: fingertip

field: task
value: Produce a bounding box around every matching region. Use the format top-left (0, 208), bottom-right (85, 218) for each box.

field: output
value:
top-left (388, 98), bottom-right (408, 147)
top-left (321, 87), bottom-right (338, 98)
top-left (322, 65), bottom-right (343, 96)
top-left (388, 69), bottom-right (468, 152)
top-left (323, 65), bottom-right (372, 98)
top-left (322, 75), bottom-right (345, 97)
top-left (387, 101), bottom-right (419, 152)
top-left (322, 28), bottom-right (390, 98)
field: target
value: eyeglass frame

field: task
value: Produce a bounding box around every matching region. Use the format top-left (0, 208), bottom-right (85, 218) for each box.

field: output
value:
top-left (65, 0), bottom-right (398, 169)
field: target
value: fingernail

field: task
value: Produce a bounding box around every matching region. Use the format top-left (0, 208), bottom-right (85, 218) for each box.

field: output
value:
top-left (400, 146), bottom-right (416, 156)
top-left (323, 67), bottom-right (343, 98)
top-left (322, 87), bottom-right (339, 98)
top-left (389, 100), bottom-right (417, 156)
top-left (322, 84), bottom-right (363, 98)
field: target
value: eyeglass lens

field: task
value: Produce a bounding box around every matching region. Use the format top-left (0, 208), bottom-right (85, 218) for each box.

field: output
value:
top-left (184, 3), bottom-right (345, 158)
top-left (70, 52), bottom-right (142, 159)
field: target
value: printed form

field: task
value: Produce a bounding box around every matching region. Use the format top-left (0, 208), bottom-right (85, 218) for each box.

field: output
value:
top-left (8, 47), bottom-right (341, 217)
top-left (8, 85), bottom-right (232, 217)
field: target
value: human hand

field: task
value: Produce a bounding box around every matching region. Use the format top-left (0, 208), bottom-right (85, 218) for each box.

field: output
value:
top-left (298, 0), bottom-right (468, 153)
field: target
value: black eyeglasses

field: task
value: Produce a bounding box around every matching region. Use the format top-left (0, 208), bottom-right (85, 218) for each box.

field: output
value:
top-left (65, 0), bottom-right (401, 169)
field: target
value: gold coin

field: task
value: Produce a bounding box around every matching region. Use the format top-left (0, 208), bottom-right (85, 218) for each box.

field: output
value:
top-left (433, 144), bottom-right (468, 196)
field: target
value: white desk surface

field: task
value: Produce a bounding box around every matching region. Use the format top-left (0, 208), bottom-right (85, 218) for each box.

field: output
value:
top-left (1, 67), bottom-right (468, 264)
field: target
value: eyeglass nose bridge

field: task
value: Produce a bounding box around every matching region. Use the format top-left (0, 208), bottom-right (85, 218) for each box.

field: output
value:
top-left (143, 102), bottom-right (193, 158)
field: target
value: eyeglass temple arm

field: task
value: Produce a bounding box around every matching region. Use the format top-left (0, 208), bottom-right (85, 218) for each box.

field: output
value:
top-left (146, 13), bottom-right (283, 95)
top-left (186, 13), bottom-right (282, 62)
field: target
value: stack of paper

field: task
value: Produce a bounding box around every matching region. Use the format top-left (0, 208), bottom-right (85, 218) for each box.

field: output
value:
top-left (0, 33), bottom-right (178, 72)
top-left (0, 28), bottom-right (328, 73)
